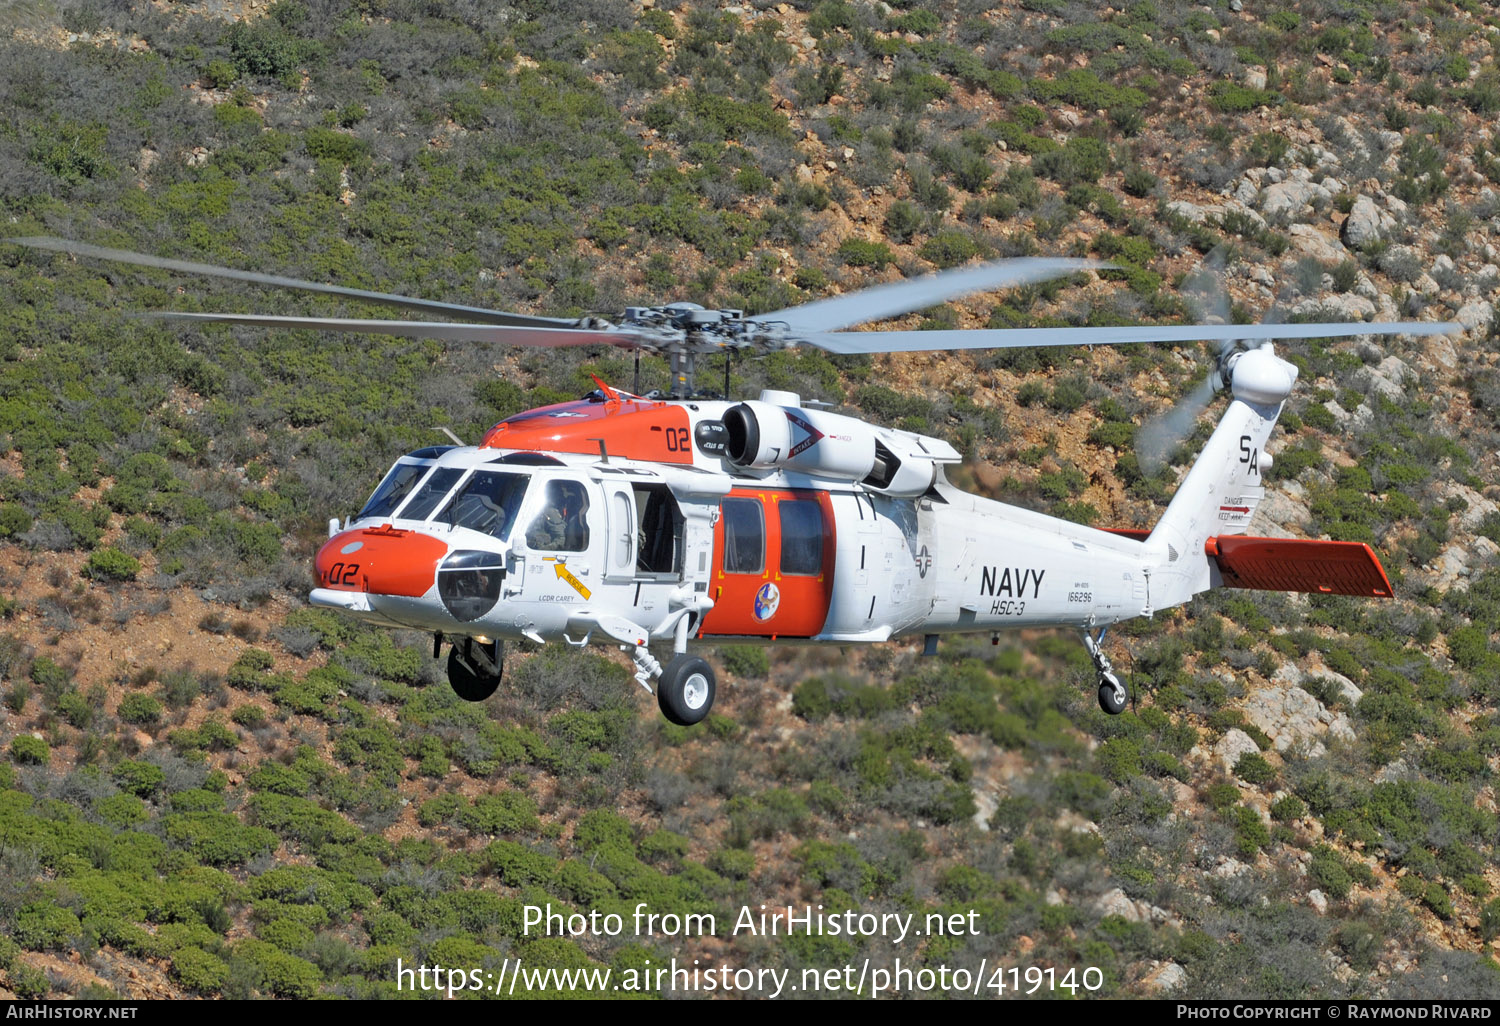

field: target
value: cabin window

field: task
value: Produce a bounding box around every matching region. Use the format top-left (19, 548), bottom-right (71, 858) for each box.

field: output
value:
top-left (634, 485), bottom-right (684, 575)
top-left (779, 500), bottom-right (823, 576)
top-left (721, 497), bottom-right (764, 574)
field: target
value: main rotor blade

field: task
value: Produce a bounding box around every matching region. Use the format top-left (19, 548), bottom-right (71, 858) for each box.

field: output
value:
top-left (760, 257), bottom-right (1105, 334)
top-left (1137, 374), bottom-right (1218, 477)
top-left (136, 312), bottom-right (649, 348)
top-left (805, 320), bottom-right (1462, 354)
top-left (8, 236), bottom-right (576, 329)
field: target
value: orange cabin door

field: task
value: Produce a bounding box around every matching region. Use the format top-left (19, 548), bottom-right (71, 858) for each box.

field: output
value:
top-left (699, 489), bottom-right (835, 638)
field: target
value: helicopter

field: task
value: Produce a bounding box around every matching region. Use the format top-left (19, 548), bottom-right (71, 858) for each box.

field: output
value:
top-left (9, 237), bottom-right (1462, 724)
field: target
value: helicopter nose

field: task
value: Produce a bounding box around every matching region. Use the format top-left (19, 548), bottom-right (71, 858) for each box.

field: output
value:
top-left (315, 526), bottom-right (448, 596)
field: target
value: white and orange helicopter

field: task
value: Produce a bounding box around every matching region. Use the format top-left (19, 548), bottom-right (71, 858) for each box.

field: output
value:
top-left (13, 238), bottom-right (1461, 724)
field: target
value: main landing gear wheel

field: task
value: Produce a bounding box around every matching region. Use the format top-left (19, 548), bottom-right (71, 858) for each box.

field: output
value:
top-left (1098, 672), bottom-right (1128, 715)
top-left (1082, 626), bottom-right (1128, 715)
top-left (657, 654), bottom-right (716, 726)
top-left (448, 637), bottom-right (503, 702)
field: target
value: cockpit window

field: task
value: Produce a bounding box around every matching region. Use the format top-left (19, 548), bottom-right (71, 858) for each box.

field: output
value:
top-left (358, 461), bottom-right (430, 521)
top-left (525, 480), bottom-right (590, 552)
top-left (396, 467), bottom-right (464, 522)
top-left (435, 471), bottom-right (529, 539)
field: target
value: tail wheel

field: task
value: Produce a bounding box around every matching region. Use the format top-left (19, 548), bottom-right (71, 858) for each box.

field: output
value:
top-left (657, 655), bottom-right (716, 726)
top-left (449, 638), bottom-right (503, 702)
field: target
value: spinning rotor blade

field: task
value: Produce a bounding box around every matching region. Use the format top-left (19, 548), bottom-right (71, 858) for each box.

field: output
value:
top-left (763, 257), bottom-right (1105, 334)
top-left (1137, 252), bottom-right (1239, 475)
top-left (8, 236), bottom-right (575, 329)
top-left (135, 312), bottom-right (647, 348)
top-left (804, 320), bottom-right (1461, 354)
top-left (1137, 374), bottom-right (1219, 478)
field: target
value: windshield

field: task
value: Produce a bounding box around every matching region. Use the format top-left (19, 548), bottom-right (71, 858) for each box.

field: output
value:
top-left (358, 461), bottom-right (431, 521)
top-left (435, 471), bottom-right (530, 540)
top-left (397, 467), bottom-right (465, 522)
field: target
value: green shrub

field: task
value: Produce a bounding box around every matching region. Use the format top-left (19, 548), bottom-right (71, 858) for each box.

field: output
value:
top-left (461, 792), bottom-right (540, 836)
top-left (482, 840), bottom-right (556, 887)
top-left (884, 200), bottom-right (924, 243)
top-left (118, 693), bottom-right (163, 725)
top-left (1308, 845), bottom-right (1354, 900)
top-left (171, 947), bottom-right (229, 994)
top-left (30, 658), bottom-right (70, 694)
top-left (203, 58), bottom-right (239, 89)
top-left (1482, 898), bottom-right (1500, 942)
top-left (231, 705), bottom-right (267, 728)
top-left (1122, 166), bottom-right (1157, 197)
top-left (708, 848), bottom-right (756, 879)
top-left (1270, 795), bottom-right (1306, 821)
top-left (792, 678), bottom-right (832, 720)
top-left (96, 793), bottom-right (148, 828)
top-left (1032, 137), bottom-right (1110, 185)
top-left (229, 939), bottom-right (323, 999)
top-left (164, 812), bottom-right (278, 866)
top-left (721, 645), bottom-right (769, 678)
top-left (249, 793), bottom-right (360, 848)
top-left (1095, 737), bottom-right (1141, 782)
top-left (8, 963), bottom-right (49, 999)
top-left (837, 238), bottom-right (895, 268)
top-left (1234, 751), bottom-right (1277, 785)
top-left (83, 547), bottom-right (141, 582)
top-left (113, 760), bottom-right (166, 797)
top-left (1208, 81), bottom-right (1279, 113)
top-left (0, 504), bottom-right (33, 539)
top-left (919, 230), bottom-right (982, 268)
top-left (1232, 805), bottom-right (1271, 855)
top-left (14, 902), bottom-right (81, 949)
top-left (10, 735), bottom-right (48, 765)
top-left (55, 689), bottom-right (93, 728)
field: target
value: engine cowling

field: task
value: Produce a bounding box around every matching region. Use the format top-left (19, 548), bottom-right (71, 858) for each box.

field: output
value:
top-left (723, 397), bottom-right (877, 481)
top-left (864, 437), bottom-right (939, 497)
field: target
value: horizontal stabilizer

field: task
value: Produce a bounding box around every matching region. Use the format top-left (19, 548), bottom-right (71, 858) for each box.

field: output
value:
top-left (1206, 536), bottom-right (1393, 597)
top-left (1102, 527), bottom-right (1151, 541)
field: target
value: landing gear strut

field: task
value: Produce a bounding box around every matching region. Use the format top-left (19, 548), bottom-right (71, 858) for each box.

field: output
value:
top-left (448, 636), bottom-right (504, 702)
top-left (1082, 627), bottom-right (1127, 715)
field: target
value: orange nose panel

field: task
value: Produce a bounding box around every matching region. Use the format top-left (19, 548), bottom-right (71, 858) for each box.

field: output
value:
top-left (316, 526), bottom-right (448, 597)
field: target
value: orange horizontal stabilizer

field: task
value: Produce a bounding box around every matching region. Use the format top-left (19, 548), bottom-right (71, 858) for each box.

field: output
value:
top-left (1206, 536), bottom-right (1393, 598)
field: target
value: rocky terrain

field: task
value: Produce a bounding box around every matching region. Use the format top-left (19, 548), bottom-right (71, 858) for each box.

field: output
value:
top-left (1, 0), bottom-right (1499, 1000)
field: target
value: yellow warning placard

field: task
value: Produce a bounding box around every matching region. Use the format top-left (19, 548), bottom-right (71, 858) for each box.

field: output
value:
top-left (553, 562), bottom-right (591, 600)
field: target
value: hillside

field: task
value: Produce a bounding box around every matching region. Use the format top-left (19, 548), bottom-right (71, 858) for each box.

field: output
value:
top-left (2, 0), bottom-right (1500, 1000)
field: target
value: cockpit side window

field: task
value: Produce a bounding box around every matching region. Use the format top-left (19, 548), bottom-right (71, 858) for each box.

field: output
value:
top-left (525, 480), bottom-right (590, 552)
top-left (396, 468), bottom-right (464, 522)
top-left (435, 471), bottom-right (529, 540)
top-left (358, 461), bottom-right (430, 521)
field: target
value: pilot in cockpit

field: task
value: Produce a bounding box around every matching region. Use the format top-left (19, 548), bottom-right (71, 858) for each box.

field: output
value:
top-left (527, 480), bottom-right (589, 551)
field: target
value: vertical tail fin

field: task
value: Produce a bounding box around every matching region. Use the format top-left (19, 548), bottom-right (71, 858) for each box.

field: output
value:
top-left (1143, 393), bottom-right (1286, 611)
